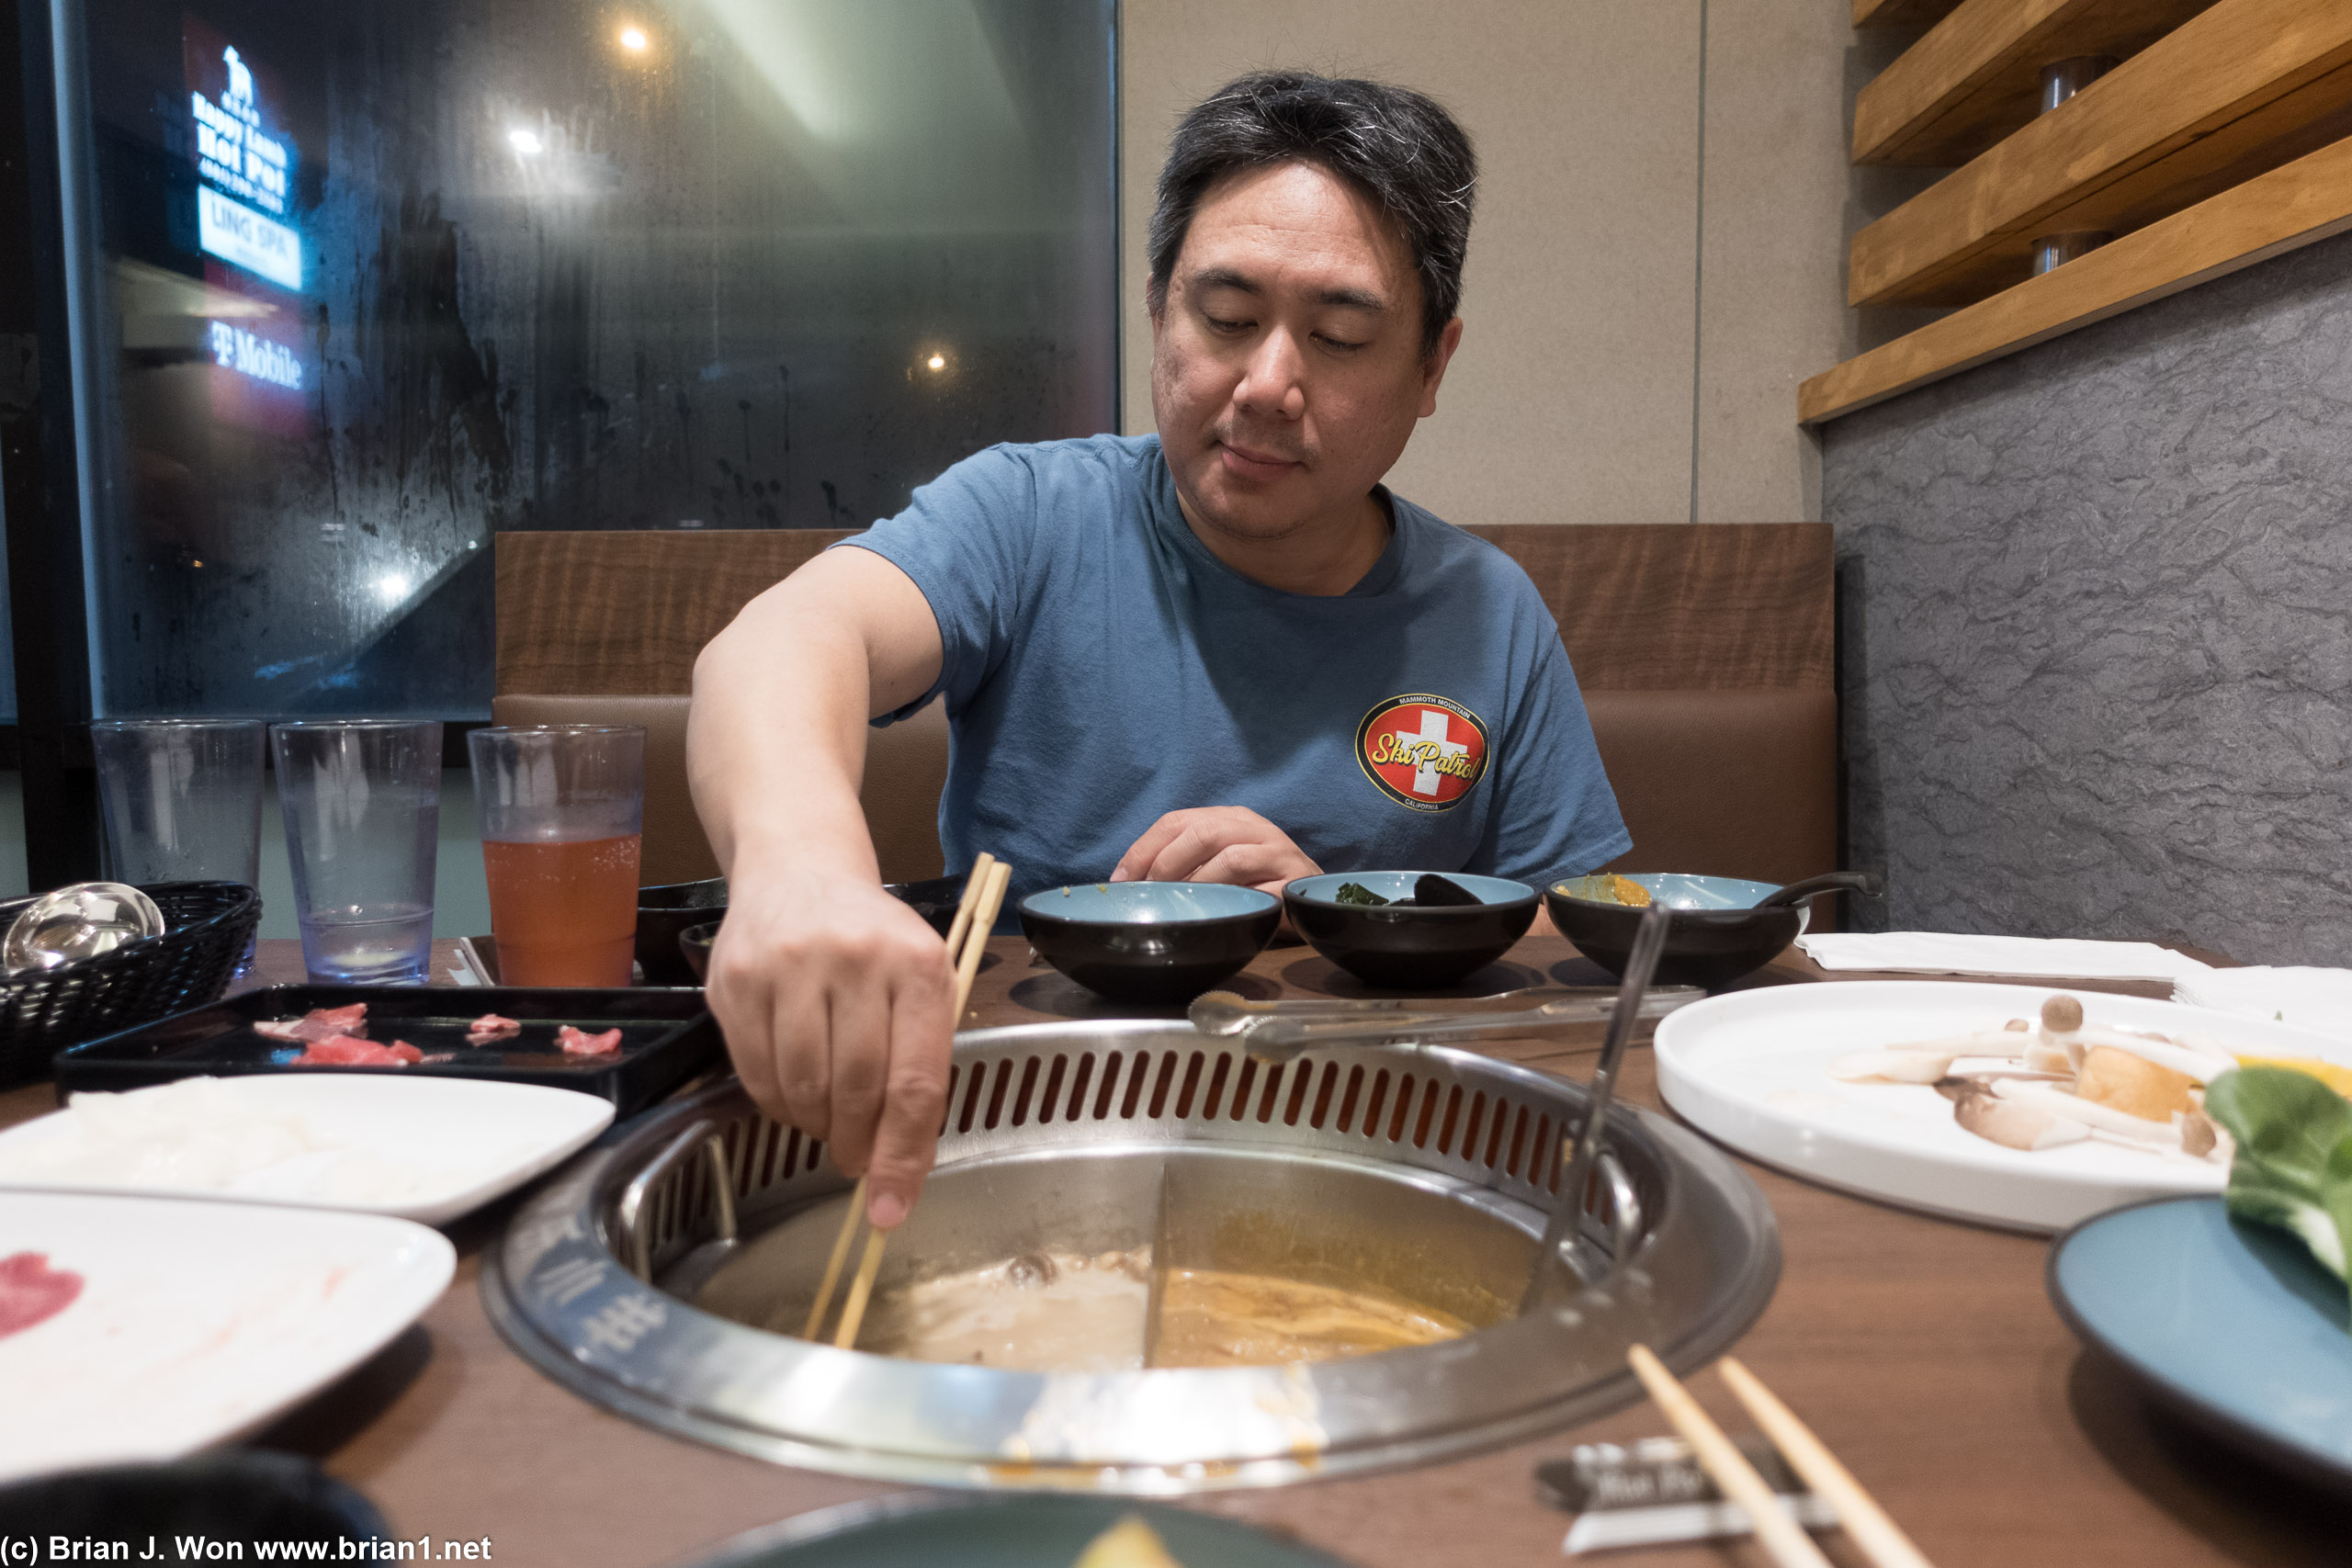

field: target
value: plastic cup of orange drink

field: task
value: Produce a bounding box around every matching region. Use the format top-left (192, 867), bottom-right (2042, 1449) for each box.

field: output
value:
top-left (467, 726), bottom-right (645, 987)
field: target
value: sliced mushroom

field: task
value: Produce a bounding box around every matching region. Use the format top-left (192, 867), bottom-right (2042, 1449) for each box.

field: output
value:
top-left (1989, 1079), bottom-right (2177, 1145)
top-left (1831, 1049), bottom-right (1961, 1084)
top-left (1952, 1084), bottom-right (2091, 1151)
top-left (2069, 1027), bottom-right (2230, 1084)
top-left (2173, 1031), bottom-right (2243, 1068)
top-left (1877, 1029), bottom-right (2042, 1055)
top-left (2024, 1042), bottom-right (2076, 1075)
top-left (2036, 993), bottom-right (2089, 1075)
top-left (2176, 1109), bottom-right (2232, 1163)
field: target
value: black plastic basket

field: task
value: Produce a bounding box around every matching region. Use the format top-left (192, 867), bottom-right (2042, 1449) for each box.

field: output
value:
top-left (0, 880), bottom-right (261, 1089)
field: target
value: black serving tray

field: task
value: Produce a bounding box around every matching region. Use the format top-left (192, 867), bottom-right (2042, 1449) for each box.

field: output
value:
top-left (50, 985), bottom-right (722, 1116)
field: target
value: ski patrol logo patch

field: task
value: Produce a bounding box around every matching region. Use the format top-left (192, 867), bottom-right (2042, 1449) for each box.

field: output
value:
top-left (1355, 694), bottom-right (1489, 812)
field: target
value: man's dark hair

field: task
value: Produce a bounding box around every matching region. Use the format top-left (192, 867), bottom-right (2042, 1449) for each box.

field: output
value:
top-left (1148, 72), bottom-right (1477, 358)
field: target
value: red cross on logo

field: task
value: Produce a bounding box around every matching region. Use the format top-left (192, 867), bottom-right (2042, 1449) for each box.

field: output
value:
top-left (1354, 694), bottom-right (1489, 812)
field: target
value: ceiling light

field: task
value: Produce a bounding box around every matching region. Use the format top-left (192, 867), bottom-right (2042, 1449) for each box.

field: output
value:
top-left (508, 128), bottom-right (544, 156)
top-left (618, 26), bottom-right (649, 51)
top-left (926, 354), bottom-right (945, 371)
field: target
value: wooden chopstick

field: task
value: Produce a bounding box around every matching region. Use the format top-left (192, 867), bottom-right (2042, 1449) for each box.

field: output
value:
top-left (940, 852), bottom-right (995, 964)
top-left (807, 856), bottom-right (1008, 1347)
top-left (832, 858), bottom-right (1010, 1349)
top-left (831, 1229), bottom-right (890, 1348)
top-left (947, 859), bottom-right (1012, 1026)
top-left (1625, 1345), bottom-right (1834, 1568)
top-left (801, 1173), bottom-right (866, 1339)
top-left (1719, 1356), bottom-right (1938, 1568)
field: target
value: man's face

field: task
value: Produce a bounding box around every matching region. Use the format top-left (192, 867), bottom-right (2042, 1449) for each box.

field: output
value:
top-left (1149, 161), bottom-right (1462, 547)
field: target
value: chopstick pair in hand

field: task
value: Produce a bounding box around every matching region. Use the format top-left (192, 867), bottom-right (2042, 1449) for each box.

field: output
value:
top-left (802, 852), bottom-right (1012, 1349)
top-left (1625, 1344), bottom-right (1936, 1568)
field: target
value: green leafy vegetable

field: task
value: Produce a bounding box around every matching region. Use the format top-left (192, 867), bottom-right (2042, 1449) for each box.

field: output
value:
top-left (2203, 1066), bottom-right (2352, 1321)
top-left (1334, 882), bottom-right (1389, 907)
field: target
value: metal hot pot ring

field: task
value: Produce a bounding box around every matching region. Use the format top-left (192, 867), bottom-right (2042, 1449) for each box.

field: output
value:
top-left (483, 1019), bottom-right (1780, 1493)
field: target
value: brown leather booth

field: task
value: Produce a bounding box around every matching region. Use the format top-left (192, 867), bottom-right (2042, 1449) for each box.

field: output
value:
top-left (493, 523), bottom-right (1834, 891)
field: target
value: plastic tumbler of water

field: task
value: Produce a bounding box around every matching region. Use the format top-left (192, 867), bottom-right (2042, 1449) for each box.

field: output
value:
top-left (89, 717), bottom-right (266, 974)
top-left (270, 719), bottom-right (443, 985)
top-left (468, 726), bottom-right (644, 987)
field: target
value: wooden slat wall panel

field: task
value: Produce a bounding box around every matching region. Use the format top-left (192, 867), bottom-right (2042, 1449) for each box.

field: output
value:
top-left (1854, 0), bottom-right (2218, 167)
top-left (495, 530), bottom-right (849, 695)
top-left (1476, 525), bottom-right (1833, 691)
top-left (1848, 0), bottom-right (2352, 306)
top-left (1855, 0), bottom-right (1964, 26)
top-left (497, 525), bottom-right (1835, 697)
top-left (1801, 132), bottom-right (2352, 423)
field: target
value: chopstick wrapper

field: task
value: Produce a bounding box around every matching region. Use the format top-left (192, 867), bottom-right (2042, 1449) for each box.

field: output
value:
top-left (1795, 932), bottom-right (2211, 982)
top-left (1540, 1436), bottom-right (1836, 1553)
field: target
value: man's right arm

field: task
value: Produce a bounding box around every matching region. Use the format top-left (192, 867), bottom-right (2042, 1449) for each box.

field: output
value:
top-left (686, 545), bottom-right (953, 1232)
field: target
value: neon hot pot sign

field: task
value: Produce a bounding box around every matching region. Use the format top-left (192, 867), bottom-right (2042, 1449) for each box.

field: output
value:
top-left (184, 31), bottom-right (306, 400)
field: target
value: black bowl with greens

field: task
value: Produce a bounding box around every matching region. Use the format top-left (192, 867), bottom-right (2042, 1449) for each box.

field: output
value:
top-left (1283, 872), bottom-right (1537, 990)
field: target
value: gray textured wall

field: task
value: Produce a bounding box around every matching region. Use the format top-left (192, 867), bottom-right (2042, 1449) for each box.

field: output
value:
top-left (1824, 232), bottom-right (2352, 964)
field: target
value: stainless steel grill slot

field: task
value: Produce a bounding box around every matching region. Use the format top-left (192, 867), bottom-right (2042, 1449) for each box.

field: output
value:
top-left (484, 1020), bottom-right (1778, 1492)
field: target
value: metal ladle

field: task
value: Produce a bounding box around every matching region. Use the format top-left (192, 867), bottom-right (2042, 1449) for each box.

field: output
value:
top-left (1191, 985), bottom-right (1611, 1036)
top-left (1520, 901), bottom-right (1674, 1314)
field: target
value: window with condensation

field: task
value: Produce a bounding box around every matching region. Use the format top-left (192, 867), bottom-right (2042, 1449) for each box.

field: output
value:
top-left (54, 0), bottom-right (1118, 718)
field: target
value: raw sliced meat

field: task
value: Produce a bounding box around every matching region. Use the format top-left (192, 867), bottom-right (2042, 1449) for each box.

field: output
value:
top-left (254, 1002), bottom-right (371, 1043)
top-left (558, 1025), bottom-right (623, 1057)
top-left (0, 1251), bottom-right (84, 1339)
top-left (465, 1012), bottom-right (523, 1044)
top-left (292, 1035), bottom-right (421, 1067)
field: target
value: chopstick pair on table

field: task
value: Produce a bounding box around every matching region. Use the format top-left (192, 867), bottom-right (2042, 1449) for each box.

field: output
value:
top-left (803, 852), bottom-right (1011, 1350)
top-left (1625, 1345), bottom-right (1935, 1568)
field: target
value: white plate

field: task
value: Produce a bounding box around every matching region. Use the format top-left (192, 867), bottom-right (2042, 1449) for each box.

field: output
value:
top-left (0, 1075), bottom-right (614, 1226)
top-left (0, 1191), bottom-right (454, 1482)
top-left (1653, 982), bottom-right (2352, 1233)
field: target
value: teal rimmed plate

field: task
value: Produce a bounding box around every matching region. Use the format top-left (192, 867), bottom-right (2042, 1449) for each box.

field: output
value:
top-left (684, 1495), bottom-right (1352, 1566)
top-left (2048, 1194), bottom-right (2352, 1495)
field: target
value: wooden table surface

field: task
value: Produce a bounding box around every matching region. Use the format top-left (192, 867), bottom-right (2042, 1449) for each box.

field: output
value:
top-left (3, 933), bottom-right (2344, 1567)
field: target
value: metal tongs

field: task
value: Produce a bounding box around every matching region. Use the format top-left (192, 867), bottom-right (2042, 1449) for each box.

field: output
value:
top-left (1520, 902), bottom-right (1674, 1315)
top-left (1189, 983), bottom-right (1701, 1065)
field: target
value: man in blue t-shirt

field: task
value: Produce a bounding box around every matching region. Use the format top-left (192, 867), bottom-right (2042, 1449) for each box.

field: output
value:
top-left (689, 73), bottom-right (1628, 1232)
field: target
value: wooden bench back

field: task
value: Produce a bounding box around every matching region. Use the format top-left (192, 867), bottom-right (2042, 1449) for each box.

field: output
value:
top-left (495, 522), bottom-right (1840, 889)
top-left (494, 525), bottom-right (1832, 696)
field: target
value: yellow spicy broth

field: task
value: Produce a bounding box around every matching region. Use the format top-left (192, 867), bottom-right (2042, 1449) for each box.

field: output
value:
top-left (854, 1247), bottom-right (1468, 1372)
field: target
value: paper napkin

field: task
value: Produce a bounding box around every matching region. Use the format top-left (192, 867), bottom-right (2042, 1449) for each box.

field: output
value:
top-left (1794, 931), bottom-right (2214, 982)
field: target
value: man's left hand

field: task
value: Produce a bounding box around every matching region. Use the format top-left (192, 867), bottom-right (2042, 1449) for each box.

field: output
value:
top-left (1112, 807), bottom-right (1321, 896)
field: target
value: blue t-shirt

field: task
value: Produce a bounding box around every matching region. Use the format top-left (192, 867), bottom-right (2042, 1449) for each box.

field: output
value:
top-left (842, 434), bottom-right (1628, 912)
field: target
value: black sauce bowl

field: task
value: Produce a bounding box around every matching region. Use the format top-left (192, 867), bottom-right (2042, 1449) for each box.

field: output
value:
top-left (1283, 872), bottom-right (1538, 990)
top-left (678, 919), bottom-right (722, 984)
top-left (637, 876), bottom-right (729, 986)
top-left (1017, 882), bottom-right (1281, 1005)
top-left (674, 874), bottom-right (972, 985)
top-left (0, 1453), bottom-right (389, 1551)
top-left (1543, 871), bottom-right (1874, 989)
top-left (884, 873), bottom-right (970, 938)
